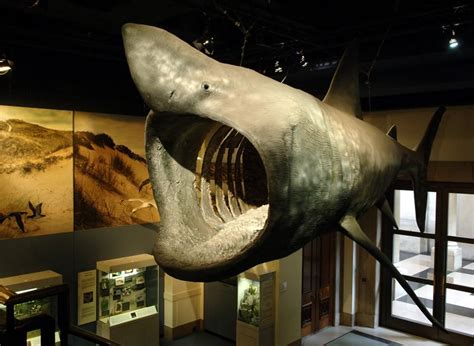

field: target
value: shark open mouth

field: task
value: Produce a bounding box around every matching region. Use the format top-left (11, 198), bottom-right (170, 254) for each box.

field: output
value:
top-left (195, 123), bottom-right (268, 226)
top-left (146, 112), bottom-right (270, 278)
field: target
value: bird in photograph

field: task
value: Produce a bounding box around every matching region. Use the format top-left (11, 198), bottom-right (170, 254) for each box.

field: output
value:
top-left (121, 198), bottom-right (157, 216)
top-left (27, 201), bottom-right (46, 219)
top-left (1, 211), bottom-right (28, 232)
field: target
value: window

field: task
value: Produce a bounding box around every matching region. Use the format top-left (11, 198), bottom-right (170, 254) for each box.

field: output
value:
top-left (381, 182), bottom-right (474, 345)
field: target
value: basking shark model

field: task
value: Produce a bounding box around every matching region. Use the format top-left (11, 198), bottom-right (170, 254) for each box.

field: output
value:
top-left (122, 23), bottom-right (445, 330)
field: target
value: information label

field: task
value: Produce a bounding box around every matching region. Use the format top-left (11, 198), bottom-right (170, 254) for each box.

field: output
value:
top-left (77, 270), bottom-right (97, 325)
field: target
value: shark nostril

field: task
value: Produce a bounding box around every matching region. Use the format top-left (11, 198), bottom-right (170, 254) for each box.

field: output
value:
top-left (169, 90), bottom-right (176, 99)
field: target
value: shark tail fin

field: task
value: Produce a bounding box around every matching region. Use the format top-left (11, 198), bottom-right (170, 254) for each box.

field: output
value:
top-left (340, 215), bottom-right (447, 332)
top-left (410, 106), bottom-right (446, 232)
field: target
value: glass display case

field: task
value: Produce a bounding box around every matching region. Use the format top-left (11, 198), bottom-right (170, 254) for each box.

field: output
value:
top-left (0, 270), bottom-right (63, 345)
top-left (98, 267), bottom-right (149, 318)
top-left (96, 254), bottom-right (160, 345)
top-left (238, 276), bottom-right (261, 326)
top-left (236, 271), bottom-right (275, 346)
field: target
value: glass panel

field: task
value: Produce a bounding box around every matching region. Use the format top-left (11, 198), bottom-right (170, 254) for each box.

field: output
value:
top-left (393, 234), bottom-right (435, 280)
top-left (445, 288), bottom-right (474, 336)
top-left (391, 279), bottom-right (432, 326)
top-left (448, 193), bottom-right (474, 239)
top-left (238, 276), bottom-right (261, 326)
top-left (444, 242), bottom-right (474, 288)
top-left (394, 190), bottom-right (436, 233)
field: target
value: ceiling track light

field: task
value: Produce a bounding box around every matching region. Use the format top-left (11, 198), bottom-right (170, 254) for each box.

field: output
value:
top-left (192, 35), bottom-right (215, 56)
top-left (192, 16), bottom-right (215, 56)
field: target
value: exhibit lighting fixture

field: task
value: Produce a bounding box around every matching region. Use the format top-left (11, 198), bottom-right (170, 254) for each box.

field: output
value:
top-left (297, 50), bottom-right (308, 68)
top-left (274, 60), bottom-right (283, 73)
top-left (0, 58), bottom-right (13, 75)
top-left (192, 36), bottom-right (215, 55)
top-left (449, 29), bottom-right (459, 49)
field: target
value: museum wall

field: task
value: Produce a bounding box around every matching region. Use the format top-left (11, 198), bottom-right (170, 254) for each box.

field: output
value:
top-left (364, 105), bottom-right (474, 162)
top-left (0, 103), bottom-right (160, 345)
top-left (277, 250), bottom-right (303, 346)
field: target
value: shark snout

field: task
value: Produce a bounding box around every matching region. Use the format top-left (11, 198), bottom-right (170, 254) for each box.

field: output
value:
top-left (121, 23), bottom-right (138, 40)
top-left (122, 23), bottom-right (214, 113)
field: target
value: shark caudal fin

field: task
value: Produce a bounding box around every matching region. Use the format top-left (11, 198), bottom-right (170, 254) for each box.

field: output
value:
top-left (340, 215), bottom-right (447, 332)
top-left (323, 40), bottom-right (362, 119)
top-left (410, 106), bottom-right (446, 232)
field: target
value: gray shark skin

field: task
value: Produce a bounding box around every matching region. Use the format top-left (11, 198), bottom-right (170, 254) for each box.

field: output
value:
top-left (122, 23), bottom-right (446, 331)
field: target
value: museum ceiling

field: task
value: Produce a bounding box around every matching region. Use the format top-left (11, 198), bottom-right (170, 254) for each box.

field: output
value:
top-left (0, 0), bottom-right (473, 109)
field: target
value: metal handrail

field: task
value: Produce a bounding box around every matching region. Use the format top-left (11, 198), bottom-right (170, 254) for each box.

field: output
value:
top-left (0, 285), bottom-right (16, 305)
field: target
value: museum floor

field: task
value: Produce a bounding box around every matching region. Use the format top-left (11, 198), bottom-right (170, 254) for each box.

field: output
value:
top-left (159, 326), bottom-right (447, 345)
top-left (394, 252), bottom-right (474, 336)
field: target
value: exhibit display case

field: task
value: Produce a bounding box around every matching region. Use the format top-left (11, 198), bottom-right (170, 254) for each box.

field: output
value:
top-left (96, 254), bottom-right (160, 346)
top-left (0, 270), bottom-right (63, 345)
top-left (236, 271), bottom-right (275, 346)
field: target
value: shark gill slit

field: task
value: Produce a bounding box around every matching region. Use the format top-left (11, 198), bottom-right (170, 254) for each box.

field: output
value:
top-left (195, 123), bottom-right (268, 228)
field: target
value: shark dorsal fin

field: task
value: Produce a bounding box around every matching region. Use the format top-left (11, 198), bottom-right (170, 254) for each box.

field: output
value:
top-left (323, 40), bottom-right (362, 119)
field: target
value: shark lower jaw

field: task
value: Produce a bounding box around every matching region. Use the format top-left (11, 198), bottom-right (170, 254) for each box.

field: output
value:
top-left (146, 111), bottom-right (270, 281)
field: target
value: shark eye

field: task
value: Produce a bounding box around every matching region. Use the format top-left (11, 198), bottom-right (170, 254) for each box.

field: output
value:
top-left (201, 82), bottom-right (211, 92)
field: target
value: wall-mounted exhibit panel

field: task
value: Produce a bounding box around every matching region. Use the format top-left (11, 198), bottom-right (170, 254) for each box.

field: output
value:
top-left (96, 254), bottom-right (160, 346)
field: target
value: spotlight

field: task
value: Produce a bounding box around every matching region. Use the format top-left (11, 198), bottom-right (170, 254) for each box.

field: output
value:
top-left (0, 58), bottom-right (13, 76)
top-left (274, 60), bottom-right (283, 73)
top-left (449, 37), bottom-right (459, 48)
top-left (448, 29), bottom-right (459, 49)
top-left (296, 50), bottom-right (308, 68)
top-left (194, 37), bottom-right (214, 55)
top-left (192, 36), bottom-right (215, 56)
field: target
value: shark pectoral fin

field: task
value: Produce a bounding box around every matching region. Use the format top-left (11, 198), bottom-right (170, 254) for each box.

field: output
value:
top-left (322, 40), bottom-right (362, 119)
top-left (386, 125), bottom-right (397, 140)
top-left (376, 198), bottom-right (399, 230)
top-left (339, 215), bottom-right (447, 332)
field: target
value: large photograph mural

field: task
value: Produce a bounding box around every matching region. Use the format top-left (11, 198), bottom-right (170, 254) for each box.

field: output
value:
top-left (74, 111), bottom-right (159, 230)
top-left (0, 105), bottom-right (73, 239)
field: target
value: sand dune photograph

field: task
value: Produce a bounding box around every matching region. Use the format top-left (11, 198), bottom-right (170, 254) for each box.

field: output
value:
top-left (0, 105), bottom-right (73, 239)
top-left (74, 111), bottom-right (159, 230)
